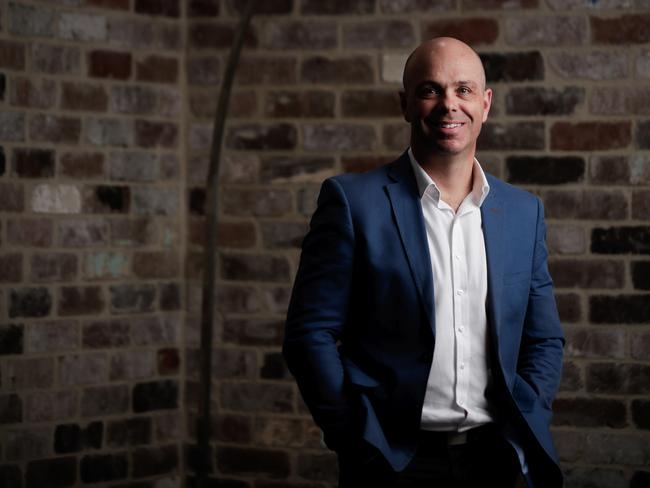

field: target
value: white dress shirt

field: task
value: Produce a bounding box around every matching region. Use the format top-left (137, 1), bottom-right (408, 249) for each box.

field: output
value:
top-left (408, 149), bottom-right (496, 432)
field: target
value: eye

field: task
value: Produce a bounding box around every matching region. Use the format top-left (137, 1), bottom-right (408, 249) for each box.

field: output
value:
top-left (458, 86), bottom-right (472, 95)
top-left (417, 84), bottom-right (439, 98)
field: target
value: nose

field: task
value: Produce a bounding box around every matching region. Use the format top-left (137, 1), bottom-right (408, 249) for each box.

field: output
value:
top-left (439, 90), bottom-right (458, 112)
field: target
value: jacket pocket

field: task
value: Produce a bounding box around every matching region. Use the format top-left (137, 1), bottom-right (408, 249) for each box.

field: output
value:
top-left (503, 270), bottom-right (531, 286)
top-left (341, 358), bottom-right (380, 388)
top-left (512, 375), bottom-right (538, 413)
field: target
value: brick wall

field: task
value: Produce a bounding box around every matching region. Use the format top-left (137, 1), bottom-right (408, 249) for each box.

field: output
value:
top-left (0, 0), bottom-right (648, 487)
top-left (0, 0), bottom-right (185, 486)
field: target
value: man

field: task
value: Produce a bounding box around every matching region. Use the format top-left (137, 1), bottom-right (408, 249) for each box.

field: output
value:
top-left (283, 37), bottom-right (564, 487)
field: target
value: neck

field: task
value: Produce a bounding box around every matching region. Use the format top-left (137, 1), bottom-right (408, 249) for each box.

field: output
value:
top-left (412, 146), bottom-right (475, 212)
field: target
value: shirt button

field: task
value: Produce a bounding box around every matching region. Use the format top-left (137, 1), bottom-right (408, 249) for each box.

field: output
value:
top-left (457, 289), bottom-right (465, 296)
top-left (454, 254), bottom-right (460, 260)
top-left (460, 363), bottom-right (465, 370)
top-left (458, 400), bottom-right (464, 406)
top-left (458, 326), bottom-right (464, 333)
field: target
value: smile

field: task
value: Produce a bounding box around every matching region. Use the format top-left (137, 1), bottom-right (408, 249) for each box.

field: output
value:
top-left (436, 122), bottom-right (463, 128)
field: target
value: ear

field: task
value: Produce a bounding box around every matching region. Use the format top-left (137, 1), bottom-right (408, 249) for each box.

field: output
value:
top-left (399, 91), bottom-right (410, 123)
top-left (482, 88), bottom-right (493, 122)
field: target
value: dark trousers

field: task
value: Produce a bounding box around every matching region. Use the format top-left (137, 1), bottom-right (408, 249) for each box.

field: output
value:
top-left (338, 424), bottom-right (523, 488)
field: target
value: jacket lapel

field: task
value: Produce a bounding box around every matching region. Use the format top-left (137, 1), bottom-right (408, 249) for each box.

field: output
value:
top-left (481, 177), bottom-right (505, 347)
top-left (385, 154), bottom-right (435, 335)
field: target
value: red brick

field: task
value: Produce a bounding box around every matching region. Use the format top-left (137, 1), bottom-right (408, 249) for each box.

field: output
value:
top-left (555, 293), bottom-right (581, 323)
top-left (110, 218), bottom-right (158, 246)
top-left (302, 0), bottom-right (374, 14)
top-left (227, 0), bottom-right (293, 14)
top-left (505, 16), bottom-right (587, 46)
top-left (543, 190), bottom-right (627, 220)
top-left (482, 51), bottom-right (545, 82)
top-left (341, 90), bottom-right (401, 118)
top-left (237, 56), bottom-right (297, 85)
top-left (549, 259), bottom-right (624, 289)
top-left (590, 87), bottom-right (650, 116)
top-left (260, 155), bottom-right (334, 182)
top-left (186, 57), bottom-right (220, 86)
top-left (478, 122), bottom-right (545, 150)
top-left (189, 220), bottom-right (257, 248)
top-left (136, 55), bottom-right (178, 84)
top-left (559, 360), bottom-right (582, 391)
top-left (61, 82), bottom-right (108, 112)
top-left (380, 0), bottom-right (455, 12)
top-left (301, 56), bottom-right (373, 84)
top-left (564, 327), bottom-right (625, 359)
top-left (29, 114), bottom-right (81, 144)
top-left (7, 218), bottom-right (53, 247)
top-left (550, 51), bottom-right (627, 80)
top-left (226, 123), bottom-right (297, 150)
top-left (0, 182), bottom-right (24, 212)
top-left (188, 0), bottom-right (219, 16)
top-left (592, 14), bottom-right (650, 44)
top-left (553, 398), bottom-right (627, 428)
top-left (88, 50), bottom-right (132, 80)
top-left (383, 123), bottom-right (410, 150)
top-left (261, 21), bottom-right (337, 50)
top-left (31, 44), bottom-right (80, 77)
top-left (551, 122), bottom-right (631, 151)
top-left (342, 155), bottom-right (394, 173)
top-left (189, 23), bottom-right (257, 49)
top-left (132, 251), bottom-right (180, 279)
top-left (157, 348), bottom-right (180, 375)
top-left (87, 0), bottom-right (130, 9)
top-left (297, 452), bottom-right (338, 483)
top-left (30, 253), bottom-right (78, 282)
top-left (60, 152), bottom-right (105, 179)
top-left (462, 0), bottom-right (537, 7)
top-left (221, 253), bottom-right (290, 282)
top-left (344, 20), bottom-right (415, 48)
top-left (265, 90), bottom-right (334, 118)
top-left (7, 287), bottom-right (52, 320)
top-left (630, 331), bottom-right (650, 361)
top-left (587, 363), bottom-right (650, 394)
top-left (59, 219), bottom-right (109, 247)
top-left (58, 286), bottom-right (105, 316)
top-left (304, 123), bottom-right (377, 151)
top-left (12, 149), bottom-right (55, 178)
top-left (135, 0), bottom-right (179, 17)
top-left (261, 221), bottom-right (309, 249)
top-left (10, 77), bottom-right (56, 109)
top-left (422, 18), bottom-right (499, 46)
top-left (0, 40), bottom-right (26, 70)
top-left (506, 87), bottom-right (584, 116)
top-left (213, 90), bottom-right (257, 118)
top-left (222, 188), bottom-right (292, 217)
top-left (134, 120), bottom-right (178, 148)
top-left (0, 254), bottom-right (22, 283)
top-left (633, 190), bottom-right (650, 220)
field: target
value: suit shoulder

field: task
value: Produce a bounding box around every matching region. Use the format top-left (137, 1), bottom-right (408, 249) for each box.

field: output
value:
top-left (328, 162), bottom-right (392, 192)
top-left (486, 173), bottom-right (540, 206)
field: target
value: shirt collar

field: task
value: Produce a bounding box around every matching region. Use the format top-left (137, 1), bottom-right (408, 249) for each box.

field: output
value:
top-left (407, 147), bottom-right (490, 208)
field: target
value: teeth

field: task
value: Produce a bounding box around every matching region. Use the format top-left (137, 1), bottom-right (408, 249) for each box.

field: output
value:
top-left (440, 123), bottom-right (461, 128)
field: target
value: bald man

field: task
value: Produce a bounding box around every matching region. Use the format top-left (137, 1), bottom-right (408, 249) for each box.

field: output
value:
top-left (284, 38), bottom-right (564, 487)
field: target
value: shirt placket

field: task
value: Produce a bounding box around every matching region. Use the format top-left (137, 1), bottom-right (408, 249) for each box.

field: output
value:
top-left (451, 213), bottom-right (469, 414)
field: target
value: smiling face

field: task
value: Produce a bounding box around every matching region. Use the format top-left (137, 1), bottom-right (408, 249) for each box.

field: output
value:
top-left (400, 38), bottom-right (492, 163)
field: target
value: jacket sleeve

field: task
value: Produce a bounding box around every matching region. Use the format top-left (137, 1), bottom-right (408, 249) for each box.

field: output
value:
top-left (517, 198), bottom-right (565, 410)
top-left (282, 177), bottom-right (355, 450)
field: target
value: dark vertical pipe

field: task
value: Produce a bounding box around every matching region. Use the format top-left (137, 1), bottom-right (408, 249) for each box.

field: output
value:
top-left (196, 1), bottom-right (257, 487)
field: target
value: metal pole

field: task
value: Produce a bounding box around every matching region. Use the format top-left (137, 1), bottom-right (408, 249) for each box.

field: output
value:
top-left (196, 1), bottom-right (257, 486)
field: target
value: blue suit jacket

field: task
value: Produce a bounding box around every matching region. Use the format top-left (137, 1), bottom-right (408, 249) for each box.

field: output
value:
top-left (283, 152), bottom-right (565, 487)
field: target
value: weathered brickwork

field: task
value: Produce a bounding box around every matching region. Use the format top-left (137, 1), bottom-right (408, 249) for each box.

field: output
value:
top-left (0, 1), bottom-right (648, 487)
top-left (0, 1), bottom-right (184, 487)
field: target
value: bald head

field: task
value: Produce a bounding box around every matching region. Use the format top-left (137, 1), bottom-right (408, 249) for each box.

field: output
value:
top-left (402, 37), bottom-right (486, 93)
